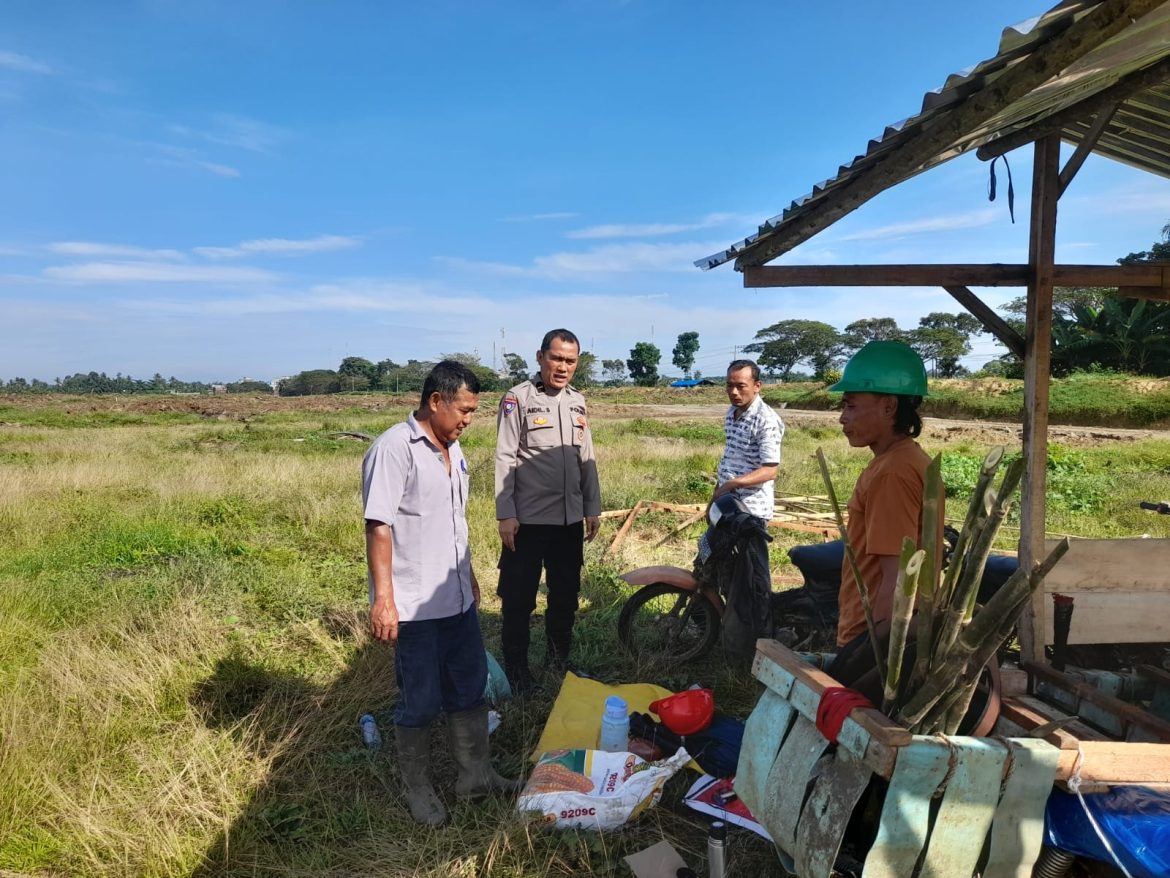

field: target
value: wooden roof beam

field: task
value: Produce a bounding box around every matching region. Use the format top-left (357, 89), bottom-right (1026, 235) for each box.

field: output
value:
top-left (1059, 102), bottom-right (1119, 195)
top-left (944, 285), bottom-right (1026, 359)
top-left (734, 0), bottom-right (1164, 269)
top-left (742, 263), bottom-right (1170, 288)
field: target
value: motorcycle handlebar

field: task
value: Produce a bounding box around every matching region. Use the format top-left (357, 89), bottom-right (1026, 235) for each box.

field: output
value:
top-left (1139, 500), bottom-right (1170, 514)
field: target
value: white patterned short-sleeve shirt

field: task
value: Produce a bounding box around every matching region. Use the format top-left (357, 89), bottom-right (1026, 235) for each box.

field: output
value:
top-left (717, 395), bottom-right (785, 521)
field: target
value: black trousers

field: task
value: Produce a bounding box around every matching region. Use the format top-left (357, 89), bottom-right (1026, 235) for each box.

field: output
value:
top-left (497, 521), bottom-right (584, 667)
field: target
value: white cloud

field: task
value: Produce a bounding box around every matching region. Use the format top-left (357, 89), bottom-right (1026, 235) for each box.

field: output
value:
top-left (43, 261), bottom-right (278, 284)
top-left (0, 50), bottom-right (54, 75)
top-left (567, 213), bottom-right (738, 240)
top-left (197, 161), bottom-right (241, 178)
top-left (169, 114), bottom-right (287, 154)
top-left (48, 241), bottom-right (186, 261)
top-left (441, 240), bottom-right (728, 280)
top-left (837, 208), bottom-right (999, 242)
top-left (501, 211), bottom-right (579, 223)
top-left (194, 234), bottom-right (362, 260)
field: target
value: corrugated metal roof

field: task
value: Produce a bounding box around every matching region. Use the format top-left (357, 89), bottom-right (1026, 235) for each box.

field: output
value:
top-left (698, 0), bottom-right (1170, 271)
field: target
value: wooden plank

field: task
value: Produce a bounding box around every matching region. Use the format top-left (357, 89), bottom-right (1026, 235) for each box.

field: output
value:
top-left (762, 716), bottom-right (830, 852)
top-left (1024, 661), bottom-right (1170, 742)
top-left (983, 739), bottom-right (1062, 878)
top-left (944, 285), bottom-right (1026, 359)
top-left (736, 689), bottom-right (796, 818)
top-left (1018, 133), bottom-right (1060, 668)
top-left (918, 737), bottom-right (1007, 878)
top-left (647, 501), bottom-right (705, 513)
top-left (607, 500), bottom-right (643, 555)
top-left (795, 748), bottom-right (873, 878)
top-left (1054, 741), bottom-right (1170, 786)
top-left (1039, 591), bottom-right (1170, 645)
top-left (862, 738), bottom-right (952, 878)
top-left (755, 640), bottom-right (912, 747)
top-left (598, 508), bottom-right (632, 519)
top-left (996, 695), bottom-right (1109, 748)
top-left (1041, 538), bottom-right (1170, 592)
top-left (741, 263), bottom-right (1169, 289)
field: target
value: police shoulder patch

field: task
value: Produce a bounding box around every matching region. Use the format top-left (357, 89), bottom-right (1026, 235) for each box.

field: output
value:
top-left (501, 395), bottom-right (518, 415)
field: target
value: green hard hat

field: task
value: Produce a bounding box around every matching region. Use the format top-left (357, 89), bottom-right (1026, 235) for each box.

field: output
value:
top-left (828, 340), bottom-right (928, 396)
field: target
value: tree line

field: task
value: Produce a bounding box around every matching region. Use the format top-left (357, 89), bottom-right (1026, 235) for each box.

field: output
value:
top-left (0, 372), bottom-right (270, 396)
top-left (7, 228), bottom-right (1168, 396)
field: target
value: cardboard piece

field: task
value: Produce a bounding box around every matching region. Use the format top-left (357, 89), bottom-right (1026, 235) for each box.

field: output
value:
top-left (623, 840), bottom-right (689, 878)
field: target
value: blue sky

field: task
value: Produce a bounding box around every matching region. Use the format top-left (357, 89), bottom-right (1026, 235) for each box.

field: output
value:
top-left (3, 1), bottom-right (1170, 383)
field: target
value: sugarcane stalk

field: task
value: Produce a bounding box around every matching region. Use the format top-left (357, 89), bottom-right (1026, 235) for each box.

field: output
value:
top-left (816, 447), bottom-right (886, 680)
top-left (910, 455), bottom-right (942, 692)
top-left (883, 540), bottom-right (924, 714)
top-left (935, 447), bottom-right (1003, 616)
top-left (931, 457), bottom-right (1025, 669)
top-left (897, 538), bottom-right (1069, 728)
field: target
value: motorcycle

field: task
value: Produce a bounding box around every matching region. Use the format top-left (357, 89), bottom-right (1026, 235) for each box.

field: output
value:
top-left (617, 507), bottom-right (1020, 665)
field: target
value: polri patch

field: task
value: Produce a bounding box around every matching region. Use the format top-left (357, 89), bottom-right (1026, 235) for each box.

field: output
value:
top-left (501, 395), bottom-right (517, 415)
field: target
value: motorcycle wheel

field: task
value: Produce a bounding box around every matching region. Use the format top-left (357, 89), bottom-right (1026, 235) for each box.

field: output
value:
top-left (617, 582), bottom-right (720, 664)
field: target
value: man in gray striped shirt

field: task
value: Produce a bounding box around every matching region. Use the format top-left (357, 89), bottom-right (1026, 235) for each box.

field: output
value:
top-left (714, 359), bottom-right (785, 522)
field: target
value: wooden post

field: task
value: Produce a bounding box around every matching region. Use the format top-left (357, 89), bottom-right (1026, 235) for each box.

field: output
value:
top-left (1018, 134), bottom-right (1060, 667)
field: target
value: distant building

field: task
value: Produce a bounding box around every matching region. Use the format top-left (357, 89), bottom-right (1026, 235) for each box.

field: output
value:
top-left (210, 384), bottom-right (227, 395)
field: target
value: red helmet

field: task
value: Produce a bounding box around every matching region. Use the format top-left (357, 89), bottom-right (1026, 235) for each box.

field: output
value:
top-left (649, 688), bottom-right (715, 736)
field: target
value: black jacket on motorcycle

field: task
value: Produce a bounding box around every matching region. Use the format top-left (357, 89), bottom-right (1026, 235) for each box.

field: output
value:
top-left (697, 497), bottom-right (772, 668)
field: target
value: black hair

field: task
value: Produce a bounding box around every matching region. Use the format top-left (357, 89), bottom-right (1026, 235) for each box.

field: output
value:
top-left (894, 395), bottom-right (924, 438)
top-left (540, 328), bottom-right (580, 353)
top-left (420, 360), bottom-right (480, 406)
top-left (726, 359), bottom-right (761, 381)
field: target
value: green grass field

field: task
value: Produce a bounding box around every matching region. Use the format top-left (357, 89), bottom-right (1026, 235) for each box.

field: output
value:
top-left (3, 390), bottom-right (1170, 877)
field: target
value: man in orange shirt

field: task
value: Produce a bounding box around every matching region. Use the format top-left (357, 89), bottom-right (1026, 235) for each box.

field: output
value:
top-left (829, 341), bottom-right (943, 647)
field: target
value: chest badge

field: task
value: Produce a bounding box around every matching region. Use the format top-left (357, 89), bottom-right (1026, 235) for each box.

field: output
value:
top-left (533, 416), bottom-right (548, 425)
top-left (575, 415), bottom-right (587, 428)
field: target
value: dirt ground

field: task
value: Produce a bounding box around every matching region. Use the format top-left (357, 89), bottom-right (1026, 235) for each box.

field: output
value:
top-left (3, 393), bottom-right (1165, 446)
top-left (602, 403), bottom-right (1166, 447)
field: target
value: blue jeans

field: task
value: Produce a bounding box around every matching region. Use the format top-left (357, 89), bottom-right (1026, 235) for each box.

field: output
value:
top-left (394, 606), bottom-right (487, 728)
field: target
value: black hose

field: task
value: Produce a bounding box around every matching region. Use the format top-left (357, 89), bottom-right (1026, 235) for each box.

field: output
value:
top-left (1032, 845), bottom-right (1076, 878)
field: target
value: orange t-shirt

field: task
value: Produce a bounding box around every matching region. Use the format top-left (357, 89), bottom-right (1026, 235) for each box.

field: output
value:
top-left (836, 438), bottom-right (942, 646)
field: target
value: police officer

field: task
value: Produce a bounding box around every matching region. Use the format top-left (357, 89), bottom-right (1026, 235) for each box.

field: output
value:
top-left (495, 328), bottom-right (601, 693)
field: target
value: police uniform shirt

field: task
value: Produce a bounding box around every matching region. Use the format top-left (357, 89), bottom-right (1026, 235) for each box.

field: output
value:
top-left (494, 379), bottom-right (601, 525)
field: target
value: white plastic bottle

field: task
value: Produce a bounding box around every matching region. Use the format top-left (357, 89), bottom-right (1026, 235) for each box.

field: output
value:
top-left (360, 713), bottom-right (382, 749)
top-left (597, 695), bottom-right (629, 752)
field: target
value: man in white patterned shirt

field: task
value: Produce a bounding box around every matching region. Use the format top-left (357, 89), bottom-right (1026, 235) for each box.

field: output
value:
top-left (713, 359), bottom-right (785, 522)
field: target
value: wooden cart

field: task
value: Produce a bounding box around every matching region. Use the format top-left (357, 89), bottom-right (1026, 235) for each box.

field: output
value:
top-left (738, 639), bottom-right (1170, 878)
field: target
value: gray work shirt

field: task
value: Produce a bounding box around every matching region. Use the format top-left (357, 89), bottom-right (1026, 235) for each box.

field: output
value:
top-left (362, 412), bottom-right (474, 622)
top-left (494, 379), bottom-right (601, 525)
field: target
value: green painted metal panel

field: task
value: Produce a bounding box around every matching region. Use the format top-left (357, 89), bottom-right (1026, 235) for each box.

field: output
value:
top-left (737, 689), bottom-right (796, 819)
top-left (762, 716), bottom-right (831, 851)
top-left (795, 748), bottom-right (874, 878)
top-left (918, 737), bottom-right (1007, 878)
top-left (983, 738), bottom-right (1061, 878)
top-left (862, 737), bottom-right (951, 878)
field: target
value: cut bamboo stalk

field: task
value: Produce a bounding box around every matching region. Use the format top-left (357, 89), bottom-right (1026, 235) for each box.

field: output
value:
top-left (911, 456), bottom-right (943, 692)
top-left (883, 539), bottom-right (923, 714)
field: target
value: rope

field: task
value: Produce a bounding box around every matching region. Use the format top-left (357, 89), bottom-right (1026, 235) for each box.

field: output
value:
top-left (1068, 746), bottom-right (1134, 878)
top-left (815, 687), bottom-right (874, 744)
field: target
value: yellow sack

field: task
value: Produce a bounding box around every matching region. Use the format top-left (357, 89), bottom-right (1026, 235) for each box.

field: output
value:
top-left (533, 672), bottom-right (699, 770)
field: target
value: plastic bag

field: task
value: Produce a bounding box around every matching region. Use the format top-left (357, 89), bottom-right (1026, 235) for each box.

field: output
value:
top-left (1045, 785), bottom-right (1170, 878)
top-left (518, 746), bottom-right (690, 830)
